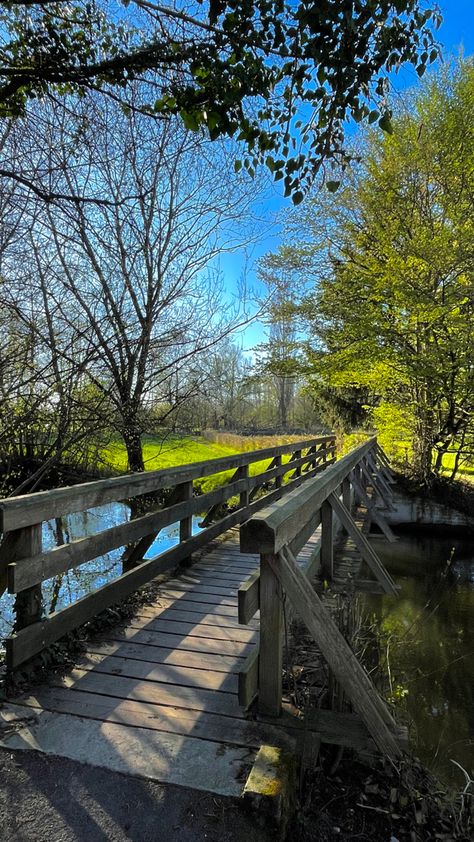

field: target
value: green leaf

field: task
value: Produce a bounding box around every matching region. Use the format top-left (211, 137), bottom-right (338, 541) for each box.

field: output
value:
top-left (378, 113), bottom-right (394, 135)
top-left (180, 110), bottom-right (200, 132)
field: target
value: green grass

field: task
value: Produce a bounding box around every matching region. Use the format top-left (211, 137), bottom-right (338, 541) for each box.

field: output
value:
top-left (439, 450), bottom-right (474, 483)
top-left (100, 433), bottom-right (291, 495)
top-left (101, 434), bottom-right (240, 474)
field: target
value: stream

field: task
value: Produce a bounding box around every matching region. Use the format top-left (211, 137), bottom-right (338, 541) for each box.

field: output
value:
top-left (0, 502), bottom-right (203, 642)
top-left (361, 529), bottom-right (474, 787)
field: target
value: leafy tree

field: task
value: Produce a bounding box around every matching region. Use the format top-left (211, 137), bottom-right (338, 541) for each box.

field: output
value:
top-left (0, 1), bottom-right (441, 199)
top-left (264, 60), bottom-right (474, 482)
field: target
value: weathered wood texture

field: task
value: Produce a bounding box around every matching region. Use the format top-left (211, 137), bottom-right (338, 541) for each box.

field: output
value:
top-left (238, 438), bottom-right (403, 759)
top-left (258, 554), bottom-right (284, 716)
top-left (240, 437), bottom-right (376, 555)
top-left (3, 436), bottom-right (336, 670)
top-left (328, 493), bottom-right (398, 595)
top-left (273, 547), bottom-right (401, 758)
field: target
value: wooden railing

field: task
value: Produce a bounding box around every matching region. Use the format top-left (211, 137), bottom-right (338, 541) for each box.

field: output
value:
top-left (0, 434), bottom-right (336, 670)
top-left (239, 438), bottom-right (403, 758)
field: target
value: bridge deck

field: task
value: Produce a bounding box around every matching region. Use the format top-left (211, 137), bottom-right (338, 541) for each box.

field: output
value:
top-left (0, 533), bottom-right (317, 796)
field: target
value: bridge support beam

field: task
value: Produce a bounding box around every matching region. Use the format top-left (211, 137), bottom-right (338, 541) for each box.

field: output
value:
top-left (258, 553), bottom-right (283, 717)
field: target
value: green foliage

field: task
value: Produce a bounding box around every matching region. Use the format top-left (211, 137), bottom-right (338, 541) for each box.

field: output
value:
top-left (371, 402), bottom-right (413, 465)
top-left (0, 1), bottom-right (441, 198)
top-left (269, 59), bottom-right (474, 481)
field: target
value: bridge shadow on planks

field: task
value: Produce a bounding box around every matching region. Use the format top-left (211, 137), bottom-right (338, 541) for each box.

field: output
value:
top-left (0, 537), bottom-right (297, 800)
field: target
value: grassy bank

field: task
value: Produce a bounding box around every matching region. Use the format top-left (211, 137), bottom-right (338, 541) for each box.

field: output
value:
top-left (100, 432), bottom-right (310, 495)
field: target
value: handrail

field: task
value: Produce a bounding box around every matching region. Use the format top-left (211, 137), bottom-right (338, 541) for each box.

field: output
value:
top-left (0, 436), bottom-right (335, 532)
top-left (237, 438), bottom-right (400, 748)
top-left (1, 434), bottom-right (336, 671)
top-left (241, 437), bottom-right (376, 556)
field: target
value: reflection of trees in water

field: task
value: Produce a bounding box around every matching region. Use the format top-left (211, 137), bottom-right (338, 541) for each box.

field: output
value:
top-left (0, 504), bottom-right (130, 639)
top-left (362, 533), bottom-right (474, 785)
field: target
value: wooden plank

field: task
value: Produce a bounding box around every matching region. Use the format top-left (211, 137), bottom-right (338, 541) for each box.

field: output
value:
top-left (360, 459), bottom-right (395, 512)
top-left (238, 570), bottom-right (260, 625)
top-left (0, 531), bottom-right (24, 594)
top-left (161, 580), bottom-right (239, 598)
top-left (342, 477), bottom-right (351, 512)
top-left (14, 691), bottom-right (295, 750)
top-left (124, 614), bottom-right (257, 644)
top-left (375, 444), bottom-right (397, 482)
top-left (134, 596), bottom-right (239, 618)
top-left (75, 652), bottom-right (238, 693)
top-left (49, 668), bottom-right (240, 716)
top-left (366, 452), bottom-right (394, 501)
top-left (260, 707), bottom-right (406, 752)
top-left (240, 438), bottom-right (376, 555)
top-left (238, 647), bottom-right (259, 709)
top-left (258, 554), bottom-right (283, 716)
top-left (273, 547), bottom-right (400, 758)
top-left (287, 508), bottom-right (321, 559)
top-left (302, 540), bottom-right (321, 580)
top-left (107, 626), bottom-right (254, 657)
top-left (157, 588), bottom-right (237, 606)
top-left (184, 569), bottom-right (251, 585)
top-left (0, 436), bottom-right (334, 531)
top-left (134, 605), bottom-right (256, 631)
top-left (11, 525), bottom-right (43, 630)
top-left (86, 639), bottom-right (245, 673)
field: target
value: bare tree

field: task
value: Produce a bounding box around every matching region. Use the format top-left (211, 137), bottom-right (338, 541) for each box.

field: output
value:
top-left (2, 93), bottom-right (259, 471)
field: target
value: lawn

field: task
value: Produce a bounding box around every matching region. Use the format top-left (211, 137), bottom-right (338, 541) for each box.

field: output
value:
top-left (100, 433), bottom-right (306, 495)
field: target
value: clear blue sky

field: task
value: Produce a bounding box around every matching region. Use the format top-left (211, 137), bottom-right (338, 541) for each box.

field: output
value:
top-left (227, 0), bottom-right (474, 353)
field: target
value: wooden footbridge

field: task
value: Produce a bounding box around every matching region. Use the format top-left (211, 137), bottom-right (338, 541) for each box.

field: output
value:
top-left (0, 436), bottom-right (404, 798)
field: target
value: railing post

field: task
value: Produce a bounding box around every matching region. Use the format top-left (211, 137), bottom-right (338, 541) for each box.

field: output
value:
top-left (258, 553), bottom-right (283, 716)
top-left (294, 449), bottom-right (302, 477)
top-left (13, 524), bottom-right (43, 632)
top-left (352, 465), bottom-right (361, 505)
top-left (177, 480), bottom-right (193, 565)
top-left (237, 464), bottom-right (249, 508)
top-left (274, 454), bottom-right (282, 489)
top-left (321, 500), bottom-right (334, 579)
top-left (308, 445), bottom-right (317, 470)
top-left (318, 440), bottom-right (328, 465)
top-left (342, 476), bottom-right (351, 512)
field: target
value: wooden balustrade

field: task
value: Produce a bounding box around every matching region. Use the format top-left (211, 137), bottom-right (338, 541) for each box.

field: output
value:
top-left (0, 434), bottom-right (336, 670)
top-left (238, 438), bottom-right (402, 759)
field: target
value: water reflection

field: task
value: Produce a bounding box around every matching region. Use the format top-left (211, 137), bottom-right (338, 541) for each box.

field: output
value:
top-left (0, 502), bottom-right (203, 640)
top-left (362, 531), bottom-right (474, 787)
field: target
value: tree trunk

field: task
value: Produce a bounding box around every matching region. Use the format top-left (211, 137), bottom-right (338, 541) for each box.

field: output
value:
top-left (122, 425), bottom-right (145, 472)
top-left (412, 413), bottom-right (434, 484)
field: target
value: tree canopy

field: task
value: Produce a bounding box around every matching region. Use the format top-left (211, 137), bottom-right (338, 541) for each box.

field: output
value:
top-left (262, 60), bottom-right (474, 481)
top-left (0, 1), bottom-right (441, 199)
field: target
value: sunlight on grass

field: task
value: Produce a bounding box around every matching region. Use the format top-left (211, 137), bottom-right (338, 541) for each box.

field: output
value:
top-left (101, 434), bottom-right (302, 494)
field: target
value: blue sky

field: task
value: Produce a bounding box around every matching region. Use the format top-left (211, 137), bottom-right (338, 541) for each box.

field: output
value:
top-left (227, 0), bottom-right (474, 353)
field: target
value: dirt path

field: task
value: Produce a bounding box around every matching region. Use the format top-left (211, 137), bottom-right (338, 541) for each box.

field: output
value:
top-left (0, 747), bottom-right (273, 842)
